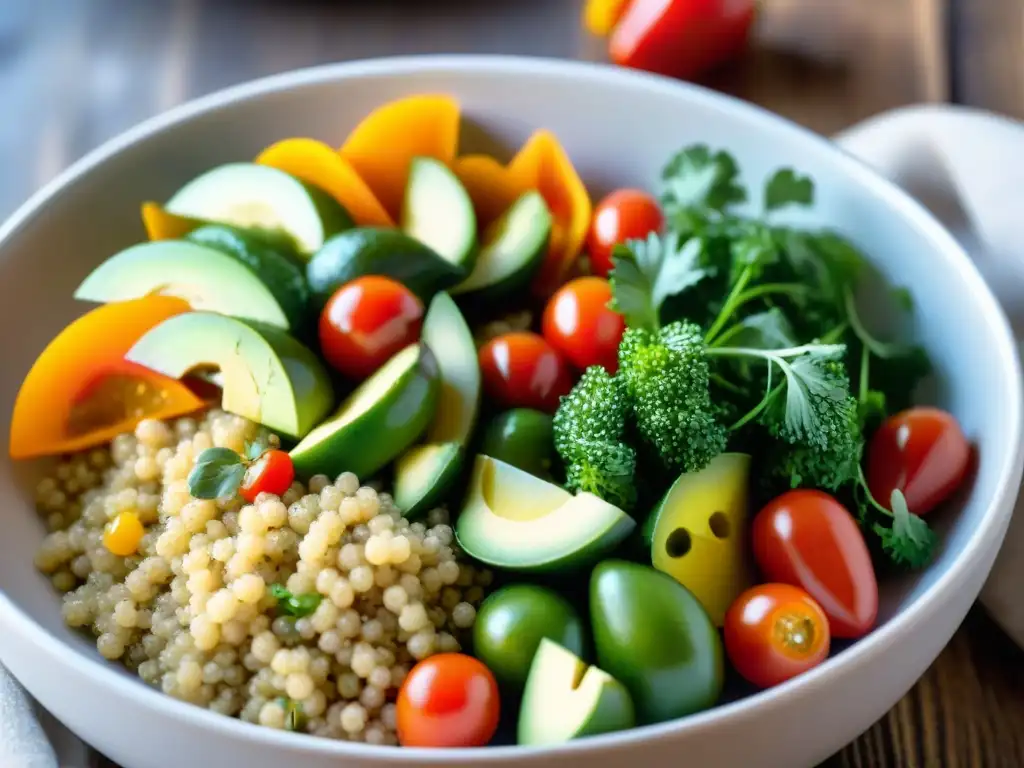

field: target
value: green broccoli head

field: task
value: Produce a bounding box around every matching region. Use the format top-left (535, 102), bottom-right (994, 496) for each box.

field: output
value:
top-left (618, 321), bottom-right (727, 474)
top-left (552, 366), bottom-right (629, 463)
top-left (564, 439), bottom-right (638, 512)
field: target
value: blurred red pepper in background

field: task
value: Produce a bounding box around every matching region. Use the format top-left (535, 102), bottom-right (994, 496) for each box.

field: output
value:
top-left (586, 0), bottom-right (756, 82)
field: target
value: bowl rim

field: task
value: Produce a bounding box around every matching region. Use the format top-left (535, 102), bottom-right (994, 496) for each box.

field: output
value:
top-left (1, 54), bottom-right (1022, 762)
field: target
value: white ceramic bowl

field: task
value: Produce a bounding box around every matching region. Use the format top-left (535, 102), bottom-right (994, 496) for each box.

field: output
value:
top-left (0, 56), bottom-right (1021, 768)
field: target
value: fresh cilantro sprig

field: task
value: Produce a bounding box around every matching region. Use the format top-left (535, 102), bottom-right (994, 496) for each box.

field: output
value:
top-left (269, 584), bottom-right (322, 618)
top-left (856, 467), bottom-right (938, 568)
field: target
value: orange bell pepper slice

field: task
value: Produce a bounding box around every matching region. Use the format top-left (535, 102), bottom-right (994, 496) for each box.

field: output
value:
top-left (339, 94), bottom-right (460, 220)
top-left (256, 138), bottom-right (393, 227)
top-left (584, 0), bottom-right (634, 36)
top-left (141, 202), bottom-right (205, 241)
top-left (452, 155), bottom-right (530, 229)
top-left (9, 297), bottom-right (207, 459)
top-left (507, 130), bottom-right (593, 297)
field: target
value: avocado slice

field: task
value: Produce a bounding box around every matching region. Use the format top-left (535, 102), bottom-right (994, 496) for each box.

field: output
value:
top-left (165, 163), bottom-right (353, 257)
top-left (518, 639), bottom-right (635, 746)
top-left (455, 455), bottom-right (635, 573)
top-left (393, 294), bottom-right (480, 517)
top-left (125, 312), bottom-right (333, 439)
top-left (290, 344), bottom-right (439, 481)
top-left (644, 453), bottom-right (755, 627)
top-left (590, 560), bottom-right (724, 725)
top-left (306, 228), bottom-right (465, 308)
top-left (401, 157), bottom-right (477, 272)
top-left (451, 191), bottom-right (551, 301)
top-left (75, 239), bottom-right (307, 331)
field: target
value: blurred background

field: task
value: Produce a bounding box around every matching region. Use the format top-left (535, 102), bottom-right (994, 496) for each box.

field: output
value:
top-left (0, 0), bottom-right (1019, 220)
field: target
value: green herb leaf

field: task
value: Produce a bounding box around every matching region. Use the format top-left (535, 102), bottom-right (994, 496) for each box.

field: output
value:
top-left (765, 169), bottom-right (814, 212)
top-left (730, 309), bottom-right (798, 350)
top-left (875, 489), bottom-right (937, 569)
top-left (277, 698), bottom-right (306, 732)
top-left (187, 447), bottom-right (245, 500)
top-left (609, 232), bottom-right (707, 331)
top-left (661, 145), bottom-right (747, 214)
top-left (269, 584), bottom-right (323, 618)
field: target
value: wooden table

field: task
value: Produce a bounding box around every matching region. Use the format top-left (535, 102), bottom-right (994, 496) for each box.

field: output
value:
top-left (2, 1), bottom-right (1023, 765)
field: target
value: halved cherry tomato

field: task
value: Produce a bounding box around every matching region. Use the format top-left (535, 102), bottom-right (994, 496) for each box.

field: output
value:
top-left (240, 450), bottom-right (295, 503)
top-left (396, 653), bottom-right (500, 748)
top-left (867, 406), bottom-right (970, 517)
top-left (586, 189), bottom-right (663, 277)
top-left (478, 332), bottom-right (574, 413)
top-left (319, 276), bottom-right (424, 380)
top-left (724, 583), bottom-right (830, 689)
top-left (542, 277), bottom-right (626, 373)
top-left (752, 490), bottom-right (878, 639)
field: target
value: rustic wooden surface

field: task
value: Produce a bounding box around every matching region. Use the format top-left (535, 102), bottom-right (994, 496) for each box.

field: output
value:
top-left (1, 1), bottom-right (1022, 766)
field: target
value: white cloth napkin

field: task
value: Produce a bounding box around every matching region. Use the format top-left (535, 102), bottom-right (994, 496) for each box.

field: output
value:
top-left (0, 665), bottom-right (59, 768)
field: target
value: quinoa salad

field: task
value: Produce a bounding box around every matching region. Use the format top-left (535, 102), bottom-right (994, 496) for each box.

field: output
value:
top-left (10, 93), bottom-right (970, 750)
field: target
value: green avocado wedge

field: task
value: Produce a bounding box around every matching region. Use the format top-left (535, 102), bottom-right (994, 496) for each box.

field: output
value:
top-left (590, 560), bottom-right (724, 725)
top-left (165, 163), bottom-right (353, 257)
top-left (290, 343), bottom-right (439, 481)
top-left (125, 312), bottom-right (333, 439)
top-left (474, 584), bottom-right (585, 691)
top-left (401, 157), bottom-right (477, 272)
top-left (455, 455), bottom-right (635, 573)
top-left (74, 239), bottom-right (307, 331)
top-left (518, 639), bottom-right (635, 746)
top-left (305, 228), bottom-right (465, 308)
top-left (451, 190), bottom-right (551, 302)
top-left (393, 294), bottom-right (480, 517)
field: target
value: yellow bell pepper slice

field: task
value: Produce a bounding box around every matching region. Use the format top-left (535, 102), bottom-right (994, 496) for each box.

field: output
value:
top-left (584, 0), bottom-right (634, 36)
top-left (339, 94), bottom-right (460, 220)
top-left (141, 202), bottom-right (205, 241)
top-left (256, 138), bottom-right (393, 227)
top-left (452, 154), bottom-right (530, 229)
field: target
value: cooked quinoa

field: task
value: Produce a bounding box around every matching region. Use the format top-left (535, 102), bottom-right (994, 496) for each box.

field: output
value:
top-left (33, 410), bottom-right (491, 744)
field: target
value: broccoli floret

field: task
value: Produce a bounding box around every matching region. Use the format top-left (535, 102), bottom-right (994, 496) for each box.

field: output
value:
top-left (564, 440), bottom-right (638, 512)
top-left (553, 366), bottom-right (629, 461)
top-left (764, 401), bottom-right (863, 492)
top-left (618, 321), bottom-right (727, 474)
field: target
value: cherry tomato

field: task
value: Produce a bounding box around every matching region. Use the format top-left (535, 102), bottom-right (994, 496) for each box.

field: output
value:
top-left (478, 332), bottom-right (574, 413)
top-left (867, 406), bottom-right (970, 517)
top-left (542, 277), bottom-right (626, 372)
top-left (587, 189), bottom-right (663, 277)
top-left (319, 276), bottom-right (423, 380)
top-left (396, 653), bottom-right (500, 748)
top-left (724, 583), bottom-right (830, 689)
top-left (752, 490), bottom-right (878, 639)
top-left (609, 0), bottom-right (756, 82)
top-left (240, 449), bottom-right (295, 503)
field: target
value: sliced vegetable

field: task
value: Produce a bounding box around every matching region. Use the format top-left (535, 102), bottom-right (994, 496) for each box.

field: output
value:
top-left (474, 584), bottom-right (585, 691)
top-left (339, 94), bottom-right (460, 220)
top-left (318, 276), bottom-right (424, 380)
top-left (393, 294), bottom-right (481, 517)
top-left (305, 228), bottom-right (465, 309)
top-left (401, 157), bottom-right (477, 271)
top-left (455, 455), bottom-right (635, 573)
top-left (452, 154), bottom-right (529, 227)
top-left (644, 453), bottom-right (754, 626)
top-left (396, 653), bottom-right (500, 748)
top-left (126, 312), bottom-right (333, 439)
top-left (866, 406), bottom-right (970, 517)
top-left (752, 490), bottom-right (878, 639)
top-left (724, 583), bottom-right (830, 689)
top-left (590, 560), bottom-right (723, 724)
top-left (506, 130), bottom-right (592, 296)
top-left (518, 639), bottom-right (635, 745)
top-left (478, 332), bottom-right (573, 414)
top-left (75, 238), bottom-right (308, 331)
top-left (140, 201), bottom-right (205, 241)
top-left (587, 189), bottom-right (663, 277)
top-left (289, 344), bottom-right (439, 480)
top-left (451, 191), bottom-right (552, 301)
top-left (479, 409), bottom-right (555, 479)
top-left (9, 297), bottom-right (205, 460)
top-left (269, 583), bottom-right (322, 618)
top-left (542, 277), bottom-right (625, 372)
top-left (584, 0), bottom-right (635, 36)
top-left (256, 137), bottom-right (393, 227)
top-left (165, 163), bottom-right (353, 256)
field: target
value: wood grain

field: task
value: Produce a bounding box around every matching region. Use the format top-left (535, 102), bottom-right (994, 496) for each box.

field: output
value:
top-left (3, 1), bottom-right (1024, 766)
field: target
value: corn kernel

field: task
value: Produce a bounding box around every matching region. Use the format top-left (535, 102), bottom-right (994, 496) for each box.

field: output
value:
top-left (103, 511), bottom-right (144, 557)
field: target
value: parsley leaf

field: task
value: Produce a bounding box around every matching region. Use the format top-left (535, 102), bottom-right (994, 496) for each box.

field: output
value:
top-left (874, 489), bottom-right (938, 569)
top-left (730, 309), bottom-right (798, 350)
top-left (609, 232), bottom-right (707, 331)
top-left (187, 447), bottom-right (245, 500)
top-left (269, 584), bottom-right (323, 618)
top-left (661, 145), bottom-right (747, 214)
top-left (765, 169), bottom-right (814, 212)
